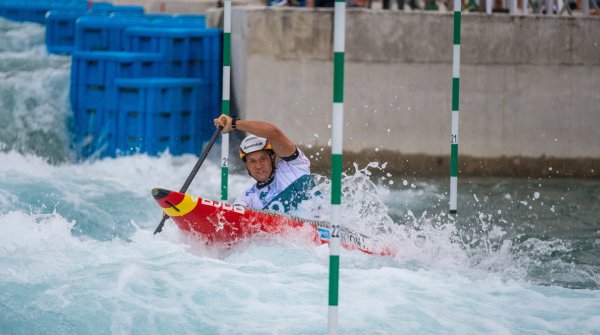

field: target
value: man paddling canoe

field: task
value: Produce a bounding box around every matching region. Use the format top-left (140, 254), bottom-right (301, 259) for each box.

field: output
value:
top-left (213, 114), bottom-right (316, 213)
top-left (152, 116), bottom-right (390, 255)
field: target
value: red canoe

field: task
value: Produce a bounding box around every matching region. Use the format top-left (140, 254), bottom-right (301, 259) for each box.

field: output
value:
top-left (152, 188), bottom-right (394, 256)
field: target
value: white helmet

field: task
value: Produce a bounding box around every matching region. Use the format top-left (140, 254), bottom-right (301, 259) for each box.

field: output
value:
top-left (239, 135), bottom-right (273, 161)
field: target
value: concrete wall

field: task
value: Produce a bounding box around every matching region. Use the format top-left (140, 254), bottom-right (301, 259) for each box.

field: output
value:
top-left (208, 8), bottom-right (600, 165)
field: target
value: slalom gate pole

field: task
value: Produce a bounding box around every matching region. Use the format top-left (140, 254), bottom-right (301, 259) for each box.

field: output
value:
top-left (449, 0), bottom-right (461, 215)
top-left (328, 1), bottom-right (345, 334)
top-left (221, 0), bottom-right (232, 201)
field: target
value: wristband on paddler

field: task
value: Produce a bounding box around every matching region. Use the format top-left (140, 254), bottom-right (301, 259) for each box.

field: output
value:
top-left (231, 115), bottom-right (240, 129)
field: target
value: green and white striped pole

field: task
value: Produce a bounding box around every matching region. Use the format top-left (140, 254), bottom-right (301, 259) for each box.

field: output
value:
top-left (450, 0), bottom-right (461, 214)
top-left (328, 0), bottom-right (345, 334)
top-left (220, 0), bottom-right (231, 201)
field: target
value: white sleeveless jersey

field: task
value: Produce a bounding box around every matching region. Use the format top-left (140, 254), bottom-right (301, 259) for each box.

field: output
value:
top-left (234, 149), bottom-right (312, 213)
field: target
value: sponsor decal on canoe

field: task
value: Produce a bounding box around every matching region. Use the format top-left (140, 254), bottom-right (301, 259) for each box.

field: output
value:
top-left (200, 198), bottom-right (245, 214)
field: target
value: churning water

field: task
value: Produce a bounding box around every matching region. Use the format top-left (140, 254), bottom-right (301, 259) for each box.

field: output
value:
top-left (1, 18), bottom-right (599, 335)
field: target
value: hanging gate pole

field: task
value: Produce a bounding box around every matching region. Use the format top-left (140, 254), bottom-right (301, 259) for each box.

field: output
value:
top-left (221, 0), bottom-right (232, 201)
top-left (449, 0), bottom-right (462, 215)
top-left (328, 1), bottom-right (345, 334)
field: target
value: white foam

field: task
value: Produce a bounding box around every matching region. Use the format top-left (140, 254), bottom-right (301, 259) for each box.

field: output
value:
top-left (1, 18), bottom-right (599, 334)
top-left (1, 154), bottom-right (599, 333)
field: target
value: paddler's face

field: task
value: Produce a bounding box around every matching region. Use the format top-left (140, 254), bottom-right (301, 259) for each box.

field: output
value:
top-left (244, 150), bottom-right (273, 182)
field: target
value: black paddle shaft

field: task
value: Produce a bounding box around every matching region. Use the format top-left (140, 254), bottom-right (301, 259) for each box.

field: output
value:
top-left (179, 127), bottom-right (222, 194)
top-left (153, 127), bottom-right (222, 235)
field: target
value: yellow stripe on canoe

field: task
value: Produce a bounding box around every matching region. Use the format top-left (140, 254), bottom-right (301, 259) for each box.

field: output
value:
top-left (164, 194), bottom-right (198, 217)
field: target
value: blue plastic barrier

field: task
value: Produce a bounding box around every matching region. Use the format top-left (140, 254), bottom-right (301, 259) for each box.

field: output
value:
top-left (75, 16), bottom-right (154, 52)
top-left (90, 2), bottom-right (144, 15)
top-left (70, 51), bottom-right (164, 156)
top-left (47, 5), bottom-right (191, 55)
top-left (124, 27), bottom-right (217, 61)
top-left (187, 28), bottom-right (222, 85)
top-left (89, 2), bottom-right (113, 13)
top-left (45, 9), bottom-right (90, 54)
top-left (44, 9), bottom-right (219, 158)
top-left (111, 78), bottom-right (205, 156)
top-left (1, 0), bottom-right (87, 24)
top-left (123, 27), bottom-right (221, 79)
top-left (70, 51), bottom-right (164, 110)
top-left (110, 10), bottom-right (145, 17)
top-left (123, 26), bottom-right (221, 130)
top-left (73, 14), bottom-right (205, 53)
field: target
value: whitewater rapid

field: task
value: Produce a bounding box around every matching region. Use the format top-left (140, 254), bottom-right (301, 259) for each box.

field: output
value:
top-left (1, 17), bottom-right (599, 335)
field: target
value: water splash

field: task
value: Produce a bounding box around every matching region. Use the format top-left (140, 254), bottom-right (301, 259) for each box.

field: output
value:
top-left (0, 19), bottom-right (72, 163)
top-left (0, 18), bottom-right (46, 53)
top-left (301, 161), bottom-right (600, 289)
top-left (1, 16), bottom-right (599, 335)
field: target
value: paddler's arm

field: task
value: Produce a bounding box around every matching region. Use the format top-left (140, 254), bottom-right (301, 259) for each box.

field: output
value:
top-left (213, 114), bottom-right (297, 158)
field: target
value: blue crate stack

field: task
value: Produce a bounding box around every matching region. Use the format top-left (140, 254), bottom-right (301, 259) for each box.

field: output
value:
top-left (46, 3), bottom-right (146, 54)
top-left (70, 50), bottom-right (165, 156)
top-left (0, 0), bottom-right (222, 159)
top-left (123, 26), bottom-right (221, 136)
top-left (1, 0), bottom-right (87, 24)
top-left (113, 78), bottom-right (205, 156)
